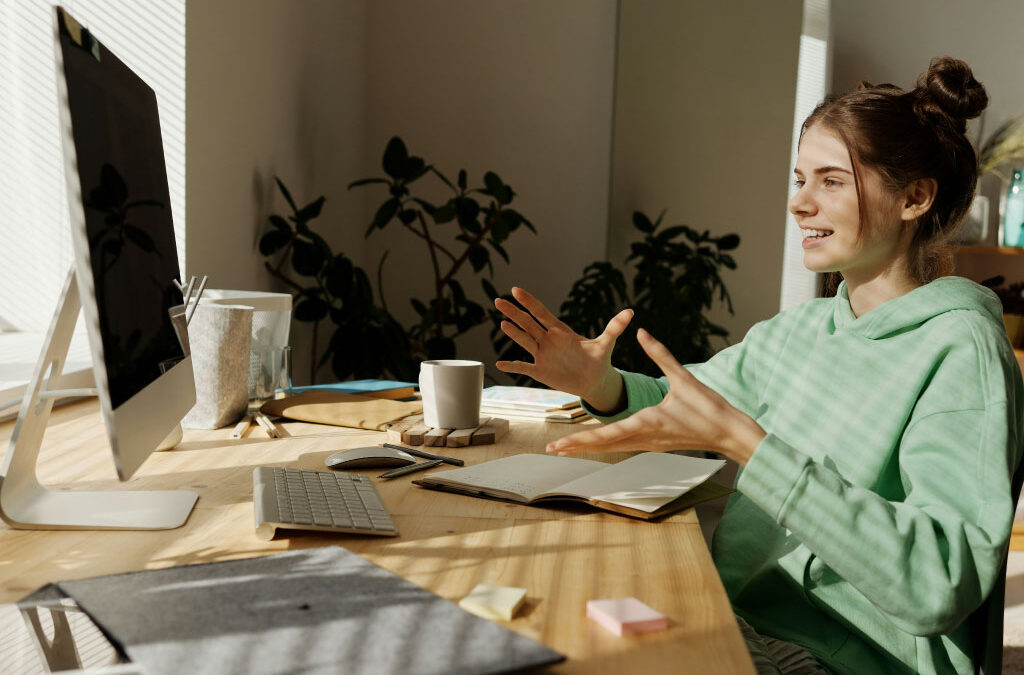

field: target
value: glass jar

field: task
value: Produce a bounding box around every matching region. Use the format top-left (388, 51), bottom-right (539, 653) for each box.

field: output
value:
top-left (1001, 168), bottom-right (1024, 247)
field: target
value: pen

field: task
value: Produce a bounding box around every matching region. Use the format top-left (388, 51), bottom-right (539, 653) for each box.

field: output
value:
top-left (377, 459), bottom-right (444, 479)
top-left (383, 443), bottom-right (464, 467)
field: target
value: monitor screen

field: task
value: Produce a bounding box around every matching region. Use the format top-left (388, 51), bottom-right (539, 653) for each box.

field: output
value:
top-left (58, 15), bottom-right (184, 410)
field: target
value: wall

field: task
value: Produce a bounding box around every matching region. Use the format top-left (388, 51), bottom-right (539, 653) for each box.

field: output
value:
top-left (831, 0), bottom-right (1024, 285)
top-left (186, 0), bottom-right (368, 384)
top-left (610, 0), bottom-right (803, 348)
top-left (185, 0), bottom-right (802, 385)
top-left (361, 0), bottom-right (618, 381)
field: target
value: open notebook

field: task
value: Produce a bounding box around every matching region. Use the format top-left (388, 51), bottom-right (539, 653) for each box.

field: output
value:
top-left (415, 452), bottom-right (729, 520)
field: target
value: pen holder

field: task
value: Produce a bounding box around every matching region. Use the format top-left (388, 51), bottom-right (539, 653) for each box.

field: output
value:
top-left (183, 304), bottom-right (253, 429)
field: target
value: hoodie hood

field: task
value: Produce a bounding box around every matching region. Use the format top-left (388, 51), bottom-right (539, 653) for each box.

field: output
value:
top-left (833, 276), bottom-right (1004, 339)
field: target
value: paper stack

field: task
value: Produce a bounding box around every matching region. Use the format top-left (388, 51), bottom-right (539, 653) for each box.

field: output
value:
top-left (480, 386), bottom-right (588, 423)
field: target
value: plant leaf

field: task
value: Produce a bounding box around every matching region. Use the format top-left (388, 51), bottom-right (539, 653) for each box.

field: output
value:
top-left (468, 245), bottom-right (490, 273)
top-left (716, 233), bottom-right (740, 250)
top-left (347, 177), bottom-right (389, 189)
top-left (269, 215), bottom-right (291, 232)
top-left (324, 254), bottom-right (354, 298)
top-left (274, 176), bottom-right (298, 213)
top-left (292, 239), bottom-right (325, 276)
top-left (382, 137), bottom-right (409, 179)
top-left (259, 229), bottom-right (292, 256)
top-left (368, 198), bottom-right (401, 235)
top-left (294, 296), bottom-right (329, 322)
top-left (434, 201), bottom-right (457, 224)
top-left (403, 157), bottom-right (427, 181)
top-left (431, 167), bottom-right (456, 192)
top-left (296, 195), bottom-right (325, 221)
top-left (632, 211), bottom-right (655, 233)
top-left (455, 197), bottom-right (481, 227)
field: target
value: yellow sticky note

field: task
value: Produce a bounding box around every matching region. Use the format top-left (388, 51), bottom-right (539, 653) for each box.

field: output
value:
top-left (459, 583), bottom-right (527, 621)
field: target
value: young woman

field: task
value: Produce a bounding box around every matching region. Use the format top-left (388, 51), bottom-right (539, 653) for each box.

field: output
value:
top-left (494, 57), bottom-right (1023, 675)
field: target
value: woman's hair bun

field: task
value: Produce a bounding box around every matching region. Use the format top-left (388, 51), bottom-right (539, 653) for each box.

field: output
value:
top-left (914, 56), bottom-right (988, 133)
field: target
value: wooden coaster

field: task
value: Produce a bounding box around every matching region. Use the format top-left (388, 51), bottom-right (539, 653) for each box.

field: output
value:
top-left (385, 415), bottom-right (509, 447)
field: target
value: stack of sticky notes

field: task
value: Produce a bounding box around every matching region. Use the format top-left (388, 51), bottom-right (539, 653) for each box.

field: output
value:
top-left (459, 583), bottom-right (527, 621)
top-left (586, 597), bottom-right (668, 636)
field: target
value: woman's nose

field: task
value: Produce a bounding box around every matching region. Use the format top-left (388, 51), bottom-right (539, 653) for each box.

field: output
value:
top-left (789, 187), bottom-right (816, 217)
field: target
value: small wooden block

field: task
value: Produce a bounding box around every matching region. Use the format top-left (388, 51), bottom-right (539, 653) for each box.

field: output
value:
top-left (446, 418), bottom-right (490, 447)
top-left (402, 421), bottom-right (431, 446)
top-left (423, 428), bottom-right (452, 447)
top-left (470, 417), bottom-right (510, 445)
top-left (385, 419), bottom-right (413, 443)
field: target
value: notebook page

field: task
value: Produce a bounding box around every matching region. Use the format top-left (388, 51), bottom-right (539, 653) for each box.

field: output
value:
top-left (546, 453), bottom-right (726, 513)
top-left (425, 454), bottom-right (606, 501)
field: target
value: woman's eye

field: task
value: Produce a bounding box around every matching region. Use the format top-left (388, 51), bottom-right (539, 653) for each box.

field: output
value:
top-left (793, 179), bottom-right (805, 189)
top-left (824, 178), bottom-right (842, 188)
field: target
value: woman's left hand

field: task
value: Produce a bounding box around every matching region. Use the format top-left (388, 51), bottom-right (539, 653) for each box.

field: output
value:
top-left (545, 329), bottom-right (766, 466)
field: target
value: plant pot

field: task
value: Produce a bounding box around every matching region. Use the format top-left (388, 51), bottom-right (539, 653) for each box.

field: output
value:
top-left (1003, 313), bottom-right (1024, 348)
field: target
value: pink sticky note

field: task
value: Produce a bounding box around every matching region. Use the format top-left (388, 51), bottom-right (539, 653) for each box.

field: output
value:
top-left (586, 597), bottom-right (668, 636)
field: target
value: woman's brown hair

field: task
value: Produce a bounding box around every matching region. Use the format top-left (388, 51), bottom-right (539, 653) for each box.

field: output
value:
top-left (804, 57), bottom-right (988, 287)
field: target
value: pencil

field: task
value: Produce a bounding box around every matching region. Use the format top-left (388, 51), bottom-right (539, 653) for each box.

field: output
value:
top-left (255, 412), bottom-right (279, 438)
top-left (231, 415), bottom-right (252, 439)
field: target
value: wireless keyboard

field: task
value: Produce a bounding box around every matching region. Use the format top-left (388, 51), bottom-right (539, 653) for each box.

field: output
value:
top-left (252, 466), bottom-right (398, 540)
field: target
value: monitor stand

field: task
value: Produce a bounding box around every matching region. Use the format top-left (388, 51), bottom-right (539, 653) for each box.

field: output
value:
top-left (0, 270), bottom-right (198, 530)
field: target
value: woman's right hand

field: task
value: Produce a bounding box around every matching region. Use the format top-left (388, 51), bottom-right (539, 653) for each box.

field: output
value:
top-left (494, 287), bottom-right (633, 413)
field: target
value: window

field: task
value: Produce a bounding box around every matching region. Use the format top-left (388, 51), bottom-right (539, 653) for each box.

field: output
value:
top-left (0, 0), bottom-right (186, 331)
top-left (0, 0), bottom-right (185, 409)
top-left (779, 0), bottom-right (830, 310)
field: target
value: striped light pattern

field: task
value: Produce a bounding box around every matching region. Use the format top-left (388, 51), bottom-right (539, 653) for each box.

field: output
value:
top-left (0, 0), bottom-right (185, 331)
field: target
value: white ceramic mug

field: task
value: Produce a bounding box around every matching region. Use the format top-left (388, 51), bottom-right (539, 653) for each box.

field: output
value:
top-left (419, 360), bottom-right (484, 429)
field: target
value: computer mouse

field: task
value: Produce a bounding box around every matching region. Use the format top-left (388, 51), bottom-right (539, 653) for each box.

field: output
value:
top-left (325, 446), bottom-right (418, 470)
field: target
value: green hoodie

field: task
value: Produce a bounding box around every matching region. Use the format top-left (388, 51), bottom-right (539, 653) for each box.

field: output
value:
top-left (591, 277), bottom-right (1024, 674)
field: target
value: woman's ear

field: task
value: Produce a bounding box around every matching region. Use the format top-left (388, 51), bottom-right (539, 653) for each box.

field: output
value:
top-left (901, 178), bottom-right (938, 222)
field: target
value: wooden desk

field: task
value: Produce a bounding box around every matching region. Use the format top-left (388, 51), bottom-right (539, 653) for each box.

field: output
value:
top-left (0, 400), bottom-right (754, 674)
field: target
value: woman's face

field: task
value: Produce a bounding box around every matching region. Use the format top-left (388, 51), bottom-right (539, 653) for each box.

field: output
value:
top-left (789, 124), bottom-right (909, 281)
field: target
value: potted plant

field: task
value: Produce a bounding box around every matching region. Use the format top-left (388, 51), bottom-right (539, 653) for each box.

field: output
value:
top-left (490, 210), bottom-right (739, 380)
top-left (349, 137), bottom-right (535, 361)
top-left (259, 138), bottom-right (537, 383)
top-left (259, 178), bottom-right (415, 382)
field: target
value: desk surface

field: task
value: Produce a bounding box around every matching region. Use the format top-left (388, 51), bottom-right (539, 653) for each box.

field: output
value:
top-left (0, 400), bottom-right (754, 674)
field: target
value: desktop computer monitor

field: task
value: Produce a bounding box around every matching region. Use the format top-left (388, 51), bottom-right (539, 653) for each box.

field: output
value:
top-left (57, 6), bottom-right (195, 480)
top-left (0, 7), bottom-right (197, 529)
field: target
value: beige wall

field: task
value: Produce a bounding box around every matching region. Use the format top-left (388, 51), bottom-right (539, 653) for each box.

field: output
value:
top-left (610, 0), bottom-right (803, 348)
top-left (832, 0), bottom-right (1024, 286)
top-left (186, 0), bottom-right (805, 384)
top-left (361, 0), bottom-right (618, 379)
top-left (186, 0), bottom-right (368, 384)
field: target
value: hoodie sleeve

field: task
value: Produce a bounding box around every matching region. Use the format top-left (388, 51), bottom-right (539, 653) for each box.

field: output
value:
top-left (585, 317), bottom-right (778, 424)
top-left (737, 342), bottom-right (1023, 636)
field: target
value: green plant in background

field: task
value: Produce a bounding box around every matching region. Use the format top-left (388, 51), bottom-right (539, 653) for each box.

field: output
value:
top-left (491, 210), bottom-right (739, 381)
top-left (349, 137), bottom-right (535, 361)
top-left (259, 178), bottom-right (414, 382)
top-left (979, 118), bottom-right (1024, 184)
